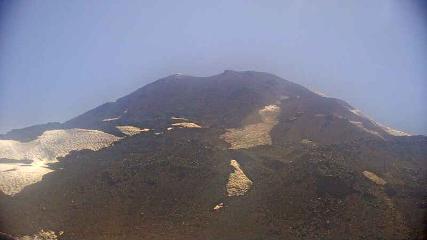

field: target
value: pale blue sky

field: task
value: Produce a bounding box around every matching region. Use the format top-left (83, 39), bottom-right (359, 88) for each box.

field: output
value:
top-left (0, 0), bottom-right (426, 134)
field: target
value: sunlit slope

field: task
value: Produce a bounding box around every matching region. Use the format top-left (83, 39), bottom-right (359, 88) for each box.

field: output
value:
top-left (0, 129), bottom-right (120, 162)
top-left (0, 129), bottom-right (120, 195)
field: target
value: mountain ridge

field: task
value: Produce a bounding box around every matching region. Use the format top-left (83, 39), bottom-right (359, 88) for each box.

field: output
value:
top-left (0, 70), bottom-right (425, 239)
top-left (1, 70), bottom-right (417, 142)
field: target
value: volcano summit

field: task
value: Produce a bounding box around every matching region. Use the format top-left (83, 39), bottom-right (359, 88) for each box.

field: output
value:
top-left (0, 71), bottom-right (425, 240)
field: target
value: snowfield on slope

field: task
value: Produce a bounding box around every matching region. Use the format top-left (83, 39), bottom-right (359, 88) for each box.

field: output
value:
top-left (363, 170), bottom-right (386, 185)
top-left (0, 163), bottom-right (53, 196)
top-left (221, 104), bottom-right (280, 149)
top-left (0, 129), bottom-right (120, 195)
top-left (0, 129), bottom-right (120, 162)
top-left (116, 125), bottom-right (150, 136)
top-left (226, 160), bottom-right (253, 197)
top-left (171, 122), bottom-right (202, 128)
top-left (348, 107), bottom-right (410, 137)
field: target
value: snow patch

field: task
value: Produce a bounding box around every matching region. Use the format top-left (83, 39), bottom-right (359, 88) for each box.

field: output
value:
top-left (300, 139), bottom-right (316, 146)
top-left (314, 91), bottom-right (327, 97)
top-left (363, 170), bottom-right (386, 185)
top-left (102, 117), bottom-right (120, 122)
top-left (348, 107), bottom-right (409, 137)
top-left (349, 108), bottom-right (411, 137)
top-left (171, 122), bottom-right (202, 128)
top-left (382, 126), bottom-right (410, 136)
top-left (226, 160), bottom-right (253, 197)
top-left (170, 117), bottom-right (202, 128)
top-left (349, 108), bottom-right (364, 117)
top-left (19, 229), bottom-right (63, 240)
top-left (0, 129), bottom-right (120, 195)
top-left (0, 163), bottom-right (53, 195)
top-left (349, 121), bottom-right (383, 139)
top-left (221, 104), bottom-right (280, 149)
top-left (0, 129), bottom-right (120, 163)
top-left (213, 202), bottom-right (224, 210)
top-left (311, 89), bottom-right (328, 97)
top-left (171, 116), bottom-right (189, 121)
top-left (116, 125), bottom-right (150, 136)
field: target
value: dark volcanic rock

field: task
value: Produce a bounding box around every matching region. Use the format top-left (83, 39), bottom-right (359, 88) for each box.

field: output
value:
top-left (0, 71), bottom-right (425, 240)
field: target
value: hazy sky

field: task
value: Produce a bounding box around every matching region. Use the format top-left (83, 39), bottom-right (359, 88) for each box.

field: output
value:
top-left (0, 0), bottom-right (426, 134)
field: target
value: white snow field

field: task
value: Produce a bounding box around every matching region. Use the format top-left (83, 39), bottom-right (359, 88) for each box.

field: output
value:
top-left (116, 125), bottom-right (150, 136)
top-left (18, 229), bottom-right (62, 240)
top-left (102, 117), bottom-right (121, 122)
top-left (171, 122), bottom-right (202, 128)
top-left (0, 129), bottom-right (120, 195)
top-left (226, 160), bottom-right (253, 197)
top-left (348, 107), bottom-right (410, 137)
top-left (171, 116), bottom-right (189, 121)
top-left (221, 104), bottom-right (281, 149)
top-left (0, 163), bottom-right (53, 196)
top-left (363, 170), bottom-right (386, 185)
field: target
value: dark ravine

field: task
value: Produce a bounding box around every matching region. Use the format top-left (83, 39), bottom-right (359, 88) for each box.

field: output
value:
top-left (0, 70), bottom-right (426, 240)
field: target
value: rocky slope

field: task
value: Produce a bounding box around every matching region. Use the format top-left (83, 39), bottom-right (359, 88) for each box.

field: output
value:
top-left (0, 70), bottom-right (425, 240)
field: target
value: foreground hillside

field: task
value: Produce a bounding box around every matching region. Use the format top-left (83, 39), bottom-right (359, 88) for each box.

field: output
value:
top-left (0, 71), bottom-right (426, 240)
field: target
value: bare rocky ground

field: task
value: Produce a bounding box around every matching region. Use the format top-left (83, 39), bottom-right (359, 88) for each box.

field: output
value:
top-left (0, 71), bottom-right (426, 239)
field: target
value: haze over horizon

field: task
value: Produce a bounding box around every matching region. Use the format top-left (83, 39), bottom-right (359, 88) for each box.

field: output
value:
top-left (0, 0), bottom-right (426, 135)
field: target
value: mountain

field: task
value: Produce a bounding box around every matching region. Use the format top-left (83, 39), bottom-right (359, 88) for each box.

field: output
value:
top-left (0, 122), bottom-right (62, 142)
top-left (0, 70), bottom-right (425, 240)
top-left (63, 70), bottom-right (406, 142)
